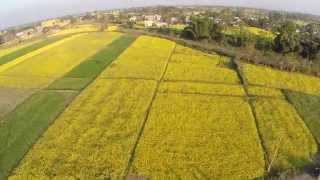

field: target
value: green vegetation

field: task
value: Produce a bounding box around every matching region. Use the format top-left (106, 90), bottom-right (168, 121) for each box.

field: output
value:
top-left (47, 77), bottom-right (93, 91)
top-left (0, 34), bottom-right (137, 179)
top-left (252, 98), bottom-right (317, 172)
top-left (47, 35), bottom-right (137, 90)
top-left (0, 36), bottom-right (64, 65)
top-left (0, 91), bottom-right (76, 179)
top-left (284, 90), bottom-right (320, 143)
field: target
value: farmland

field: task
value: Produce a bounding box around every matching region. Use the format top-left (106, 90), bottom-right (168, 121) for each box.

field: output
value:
top-left (0, 31), bottom-right (320, 179)
top-left (0, 32), bottom-right (135, 179)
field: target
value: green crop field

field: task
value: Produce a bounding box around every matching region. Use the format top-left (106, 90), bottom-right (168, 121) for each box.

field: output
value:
top-left (0, 30), bottom-right (319, 179)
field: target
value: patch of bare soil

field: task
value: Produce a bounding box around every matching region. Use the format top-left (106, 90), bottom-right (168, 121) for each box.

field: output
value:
top-left (0, 87), bottom-right (35, 119)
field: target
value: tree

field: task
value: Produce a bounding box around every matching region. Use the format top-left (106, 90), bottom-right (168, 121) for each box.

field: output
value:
top-left (98, 15), bottom-right (108, 31)
top-left (181, 16), bottom-right (213, 40)
top-left (211, 22), bottom-right (225, 42)
top-left (300, 23), bottom-right (320, 60)
top-left (255, 37), bottom-right (273, 51)
top-left (274, 21), bottom-right (301, 54)
top-left (0, 35), bottom-right (4, 45)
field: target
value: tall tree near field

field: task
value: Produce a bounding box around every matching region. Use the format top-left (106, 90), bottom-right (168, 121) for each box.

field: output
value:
top-left (0, 35), bottom-right (4, 45)
top-left (300, 23), bottom-right (320, 60)
top-left (181, 16), bottom-right (213, 40)
top-left (274, 21), bottom-right (301, 54)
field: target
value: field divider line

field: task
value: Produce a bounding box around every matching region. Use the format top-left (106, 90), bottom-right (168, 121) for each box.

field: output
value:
top-left (123, 43), bottom-right (177, 178)
top-left (0, 35), bottom-right (137, 179)
top-left (158, 91), bottom-right (284, 100)
top-left (232, 57), bottom-right (270, 174)
top-left (99, 76), bottom-right (157, 81)
top-left (163, 79), bottom-right (239, 86)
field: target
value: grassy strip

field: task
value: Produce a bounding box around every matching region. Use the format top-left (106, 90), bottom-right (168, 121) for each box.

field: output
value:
top-left (0, 35), bottom-right (137, 179)
top-left (0, 91), bottom-right (76, 179)
top-left (283, 90), bottom-right (320, 143)
top-left (0, 36), bottom-right (64, 65)
top-left (47, 35), bottom-right (136, 90)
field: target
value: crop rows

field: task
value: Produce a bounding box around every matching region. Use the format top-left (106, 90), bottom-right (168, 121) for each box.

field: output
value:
top-left (252, 98), bottom-right (317, 172)
top-left (9, 36), bottom-right (175, 179)
top-left (101, 36), bottom-right (176, 80)
top-left (0, 36), bottom-right (64, 65)
top-left (129, 94), bottom-right (266, 179)
top-left (284, 90), bottom-right (320, 143)
top-left (0, 32), bottom-right (133, 179)
top-left (241, 63), bottom-right (320, 95)
top-left (3, 35), bottom-right (320, 179)
top-left (164, 45), bottom-right (240, 84)
top-left (0, 32), bottom-right (121, 89)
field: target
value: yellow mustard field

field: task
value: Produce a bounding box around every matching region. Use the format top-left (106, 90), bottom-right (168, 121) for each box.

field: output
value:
top-left (101, 36), bottom-right (175, 80)
top-left (9, 79), bottom-right (157, 179)
top-left (0, 39), bottom-right (42, 58)
top-left (242, 63), bottom-right (320, 95)
top-left (159, 81), bottom-right (245, 96)
top-left (253, 98), bottom-right (317, 171)
top-left (7, 34), bottom-right (320, 179)
top-left (49, 24), bottom-right (99, 37)
top-left (247, 86), bottom-right (284, 98)
top-left (0, 32), bottom-right (121, 89)
top-left (129, 93), bottom-right (265, 179)
top-left (164, 45), bottom-right (240, 84)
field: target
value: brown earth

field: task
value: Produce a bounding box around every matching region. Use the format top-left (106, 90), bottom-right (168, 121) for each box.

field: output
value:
top-left (0, 87), bottom-right (35, 119)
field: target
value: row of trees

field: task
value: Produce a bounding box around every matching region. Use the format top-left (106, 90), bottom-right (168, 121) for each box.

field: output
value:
top-left (181, 16), bottom-right (320, 61)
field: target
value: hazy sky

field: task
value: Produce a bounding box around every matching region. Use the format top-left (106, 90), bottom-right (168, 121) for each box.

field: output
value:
top-left (1, 0), bottom-right (320, 29)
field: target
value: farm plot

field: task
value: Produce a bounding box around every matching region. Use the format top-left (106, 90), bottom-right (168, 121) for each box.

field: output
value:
top-left (159, 81), bottom-right (245, 96)
top-left (0, 34), bottom-right (131, 179)
top-left (284, 90), bottom-right (320, 143)
top-left (0, 39), bottom-right (42, 58)
top-left (10, 79), bottom-right (157, 179)
top-left (0, 32), bottom-right (121, 89)
top-left (101, 36), bottom-right (175, 80)
top-left (247, 86), bottom-right (284, 98)
top-left (241, 63), bottom-right (320, 95)
top-left (0, 36), bottom-right (64, 65)
top-left (0, 87), bottom-right (35, 118)
top-left (48, 35), bottom-right (137, 91)
top-left (252, 98), bottom-right (317, 172)
top-left (128, 93), bottom-right (265, 179)
top-left (0, 91), bottom-right (76, 179)
top-left (164, 45), bottom-right (240, 84)
top-left (49, 24), bottom-right (99, 37)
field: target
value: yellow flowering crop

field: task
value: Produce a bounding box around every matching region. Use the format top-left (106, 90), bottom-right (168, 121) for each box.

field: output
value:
top-left (101, 36), bottom-right (175, 80)
top-left (0, 32), bottom-right (121, 89)
top-left (9, 79), bottom-right (157, 179)
top-left (129, 93), bottom-right (265, 179)
top-left (253, 98), bottom-right (317, 171)
top-left (247, 86), bottom-right (284, 98)
top-left (159, 81), bottom-right (246, 96)
top-left (49, 24), bottom-right (99, 37)
top-left (0, 39), bottom-right (41, 58)
top-left (164, 45), bottom-right (240, 84)
top-left (242, 63), bottom-right (320, 95)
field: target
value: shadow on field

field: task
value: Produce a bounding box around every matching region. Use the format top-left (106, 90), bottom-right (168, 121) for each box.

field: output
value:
top-left (266, 153), bottom-right (320, 180)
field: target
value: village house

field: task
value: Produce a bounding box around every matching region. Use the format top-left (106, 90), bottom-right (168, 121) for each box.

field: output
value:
top-left (15, 28), bottom-right (35, 39)
top-left (129, 16), bottom-right (137, 22)
top-left (41, 19), bottom-right (71, 29)
top-left (143, 14), bottom-right (162, 28)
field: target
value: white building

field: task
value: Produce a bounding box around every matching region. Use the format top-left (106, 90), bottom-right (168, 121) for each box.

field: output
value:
top-left (129, 16), bottom-right (137, 22)
top-left (144, 14), bottom-right (162, 22)
top-left (144, 20), bottom-right (154, 28)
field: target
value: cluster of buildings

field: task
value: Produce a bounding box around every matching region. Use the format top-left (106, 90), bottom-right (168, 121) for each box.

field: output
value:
top-left (0, 18), bottom-right (72, 45)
